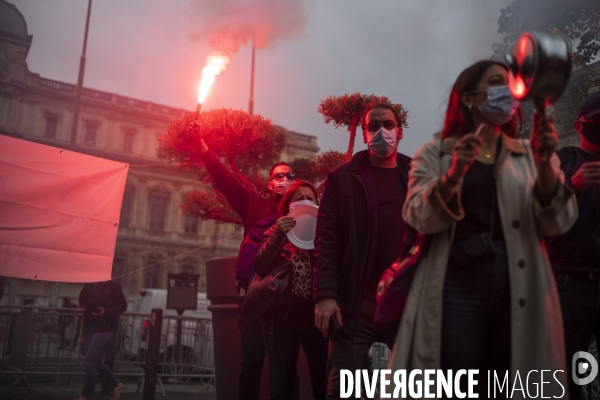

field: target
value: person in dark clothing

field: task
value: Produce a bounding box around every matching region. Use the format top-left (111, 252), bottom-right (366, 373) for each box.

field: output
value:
top-left (313, 103), bottom-right (410, 399)
top-left (75, 281), bottom-right (127, 400)
top-left (546, 91), bottom-right (600, 400)
top-left (254, 181), bottom-right (328, 400)
top-left (189, 123), bottom-right (296, 400)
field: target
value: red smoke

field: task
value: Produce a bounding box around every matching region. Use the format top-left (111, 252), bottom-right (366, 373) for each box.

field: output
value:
top-left (187, 0), bottom-right (313, 103)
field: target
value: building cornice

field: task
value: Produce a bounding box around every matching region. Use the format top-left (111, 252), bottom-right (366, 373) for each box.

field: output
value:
top-left (0, 129), bottom-right (181, 168)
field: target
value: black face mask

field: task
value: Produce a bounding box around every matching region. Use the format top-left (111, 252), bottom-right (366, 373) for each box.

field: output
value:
top-left (581, 121), bottom-right (600, 147)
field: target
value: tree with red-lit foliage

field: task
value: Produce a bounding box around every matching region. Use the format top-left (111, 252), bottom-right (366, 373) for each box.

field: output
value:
top-left (290, 150), bottom-right (346, 193)
top-left (288, 157), bottom-right (315, 183)
top-left (492, 0), bottom-right (600, 137)
top-left (318, 93), bottom-right (408, 161)
top-left (158, 108), bottom-right (285, 225)
top-left (313, 151), bottom-right (347, 182)
top-left (493, 0), bottom-right (599, 69)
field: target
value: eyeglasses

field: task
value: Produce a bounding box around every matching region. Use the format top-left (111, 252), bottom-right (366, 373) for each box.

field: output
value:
top-left (366, 120), bottom-right (397, 133)
top-left (271, 173), bottom-right (296, 181)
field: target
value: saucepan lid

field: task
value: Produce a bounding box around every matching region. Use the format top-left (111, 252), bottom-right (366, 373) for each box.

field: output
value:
top-left (505, 31), bottom-right (572, 104)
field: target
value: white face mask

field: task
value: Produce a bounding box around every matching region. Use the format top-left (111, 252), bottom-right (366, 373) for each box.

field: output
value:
top-left (289, 199), bottom-right (318, 213)
top-left (271, 179), bottom-right (292, 196)
top-left (366, 127), bottom-right (399, 158)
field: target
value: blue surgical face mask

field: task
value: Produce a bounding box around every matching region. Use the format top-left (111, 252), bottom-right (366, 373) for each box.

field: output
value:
top-left (366, 127), bottom-right (399, 158)
top-left (475, 86), bottom-right (520, 126)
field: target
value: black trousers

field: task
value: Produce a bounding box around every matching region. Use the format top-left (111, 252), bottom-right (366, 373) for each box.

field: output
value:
top-left (441, 248), bottom-right (511, 399)
top-left (555, 272), bottom-right (600, 400)
top-left (325, 295), bottom-right (395, 400)
top-left (263, 298), bottom-right (328, 400)
top-left (238, 306), bottom-right (267, 400)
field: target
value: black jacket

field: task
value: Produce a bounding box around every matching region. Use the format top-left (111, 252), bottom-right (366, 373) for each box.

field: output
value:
top-left (313, 150), bottom-right (411, 339)
top-left (254, 225), bottom-right (315, 320)
top-left (546, 146), bottom-right (600, 272)
top-left (254, 226), bottom-right (291, 278)
top-left (79, 282), bottom-right (127, 333)
top-left (201, 150), bottom-right (279, 289)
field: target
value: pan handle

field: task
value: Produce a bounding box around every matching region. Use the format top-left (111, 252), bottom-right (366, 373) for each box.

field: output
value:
top-left (533, 98), bottom-right (551, 163)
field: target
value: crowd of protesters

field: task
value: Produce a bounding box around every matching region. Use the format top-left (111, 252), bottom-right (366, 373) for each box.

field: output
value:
top-left (208, 60), bottom-right (598, 400)
top-left (74, 61), bottom-right (599, 399)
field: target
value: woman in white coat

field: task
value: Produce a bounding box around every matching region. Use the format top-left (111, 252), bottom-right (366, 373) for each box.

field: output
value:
top-left (389, 60), bottom-right (578, 399)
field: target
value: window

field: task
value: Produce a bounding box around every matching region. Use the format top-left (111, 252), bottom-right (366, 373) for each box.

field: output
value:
top-left (123, 131), bottom-right (134, 153)
top-left (44, 116), bottom-right (58, 138)
top-left (149, 195), bottom-right (167, 230)
top-left (182, 264), bottom-right (195, 275)
top-left (112, 258), bottom-right (128, 286)
top-left (85, 125), bottom-right (97, 145)
top-left (184, 215), bottom-right (198, 234)
top-left (120, 190), bottom-right (132, 227)
top-left (144, 255), bottom-right (161, 288)
top-left (198, 263), bottom-right (207, 292)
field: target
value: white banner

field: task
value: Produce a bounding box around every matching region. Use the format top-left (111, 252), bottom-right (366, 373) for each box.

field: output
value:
top-left (0, 135), bottom-right (128, 282)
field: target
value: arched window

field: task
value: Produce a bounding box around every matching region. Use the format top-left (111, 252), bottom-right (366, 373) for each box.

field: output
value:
top-left (112, 258), bottom-right (128, 283)
top-left (184, 216), bottom-right (198, 234)
top-left (149, 192), bottom-right (168, 231)
top-left (144, 253), bottom-right (162, 288)
top-left (181, 257), bottom-right (197, 275)
top-left (44, 115), bottom-right (58, 138)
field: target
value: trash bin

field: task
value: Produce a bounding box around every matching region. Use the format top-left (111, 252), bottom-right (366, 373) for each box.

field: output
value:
top-left (206, 257), bottom-right (268, 399)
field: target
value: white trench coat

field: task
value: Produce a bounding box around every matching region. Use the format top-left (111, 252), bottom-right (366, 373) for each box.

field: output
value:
top-left (388, 134), bottom-right (578, 399)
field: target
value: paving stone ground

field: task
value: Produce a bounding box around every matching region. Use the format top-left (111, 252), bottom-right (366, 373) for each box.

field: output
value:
top-left (0, 376), bottom-right (217, 400)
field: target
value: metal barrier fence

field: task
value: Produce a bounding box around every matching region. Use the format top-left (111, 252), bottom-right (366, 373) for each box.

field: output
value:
top-left (0, 306), bottom-right (214, 385)
top-left (369, 342), bottom-right (391, 371)
top-left (8, 306), bottom-right (597, 398)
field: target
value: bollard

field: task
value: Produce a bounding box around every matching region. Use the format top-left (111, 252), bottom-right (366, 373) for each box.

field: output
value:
top-left (207, 257), bottom-right (315, 400)
top-left (206, 257), bottom-right (245, 400)
top-left (143, 308), bottom-right (163, 400)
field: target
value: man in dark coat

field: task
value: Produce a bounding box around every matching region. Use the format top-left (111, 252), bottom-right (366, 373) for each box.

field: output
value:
top-left (191, 124), bottom-right (295, 400)
top-left (76, 281), bottom-right (127, 400)
top-left (313, 104), bottom-right (411, 399)
top-left (546, 92), bottom-right (600, 400)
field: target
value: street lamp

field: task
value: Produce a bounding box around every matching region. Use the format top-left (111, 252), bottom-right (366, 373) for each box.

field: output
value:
top-left (249, 39), bottom-right (255, 116)
top-left (69, 0), bottom-right (93, 147)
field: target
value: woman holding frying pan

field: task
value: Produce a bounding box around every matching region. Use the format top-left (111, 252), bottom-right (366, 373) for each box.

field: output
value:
top-left (254, 180), bottom-right (327, 400)
top-left (389, 60), bottom-right (578, 398)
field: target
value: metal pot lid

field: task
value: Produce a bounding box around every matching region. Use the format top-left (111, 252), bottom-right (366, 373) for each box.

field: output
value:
top-left (505, 31), bottom-right (572, 104)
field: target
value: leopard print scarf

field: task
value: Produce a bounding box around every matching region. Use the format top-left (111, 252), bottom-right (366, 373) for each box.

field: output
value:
top-left (284, 242), bottom-right (312, 300)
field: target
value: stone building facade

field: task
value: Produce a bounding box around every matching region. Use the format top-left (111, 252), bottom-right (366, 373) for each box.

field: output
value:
top-left (0, 0), bottom-right (319, 305)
